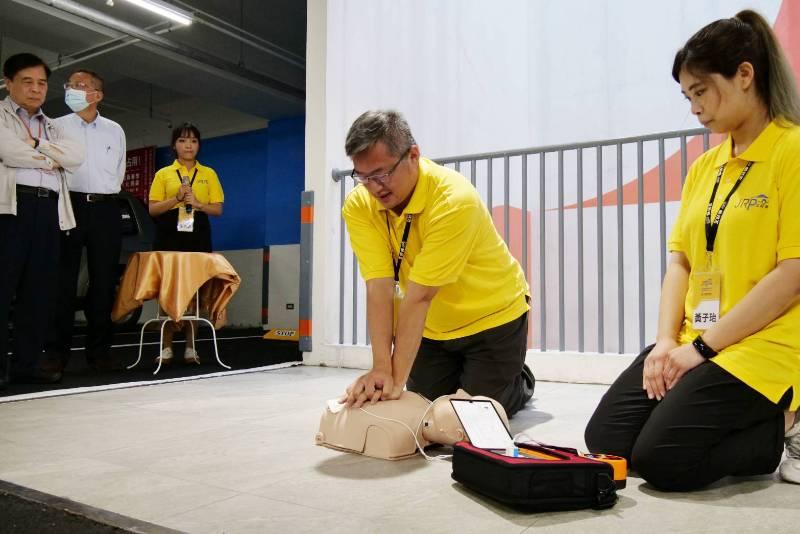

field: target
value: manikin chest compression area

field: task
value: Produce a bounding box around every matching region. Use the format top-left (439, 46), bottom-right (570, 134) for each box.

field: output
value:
top-left (315, 389), bottom-right (510, 460)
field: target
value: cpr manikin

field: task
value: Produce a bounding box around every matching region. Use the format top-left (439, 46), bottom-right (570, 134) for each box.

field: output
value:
top-left (315, 389), bottom-right (510, 460)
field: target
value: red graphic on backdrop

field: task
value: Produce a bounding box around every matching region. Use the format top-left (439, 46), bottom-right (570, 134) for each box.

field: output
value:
top-left (123, 146), bottom-right (155, 202)
top-left (563, 0), bottom-right (799, 210)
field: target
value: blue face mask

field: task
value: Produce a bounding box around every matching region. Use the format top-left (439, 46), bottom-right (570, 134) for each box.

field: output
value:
top-left (65, 88), bottom-right (90, 112)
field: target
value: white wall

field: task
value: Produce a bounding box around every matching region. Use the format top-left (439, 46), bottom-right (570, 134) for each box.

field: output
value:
top-left (305, 1), bottom-right (784, 378)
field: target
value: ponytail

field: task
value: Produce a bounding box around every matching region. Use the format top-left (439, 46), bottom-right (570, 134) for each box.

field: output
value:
top-left (735, 10), bottom-right (800, 125)
top-left (672, 9), bottom-right (800, 125)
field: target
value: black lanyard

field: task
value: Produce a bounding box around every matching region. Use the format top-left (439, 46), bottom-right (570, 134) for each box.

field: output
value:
top-left (386, 212), bottom-right (413, 284)
top-left (175, 168), bottom-right (198, 186)
top-left (705, 161), bottom-right (753, 253)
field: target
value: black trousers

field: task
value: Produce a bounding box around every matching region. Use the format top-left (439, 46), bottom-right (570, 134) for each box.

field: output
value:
top-left (407, 311), bottom-right (533, 417)
top-left (584, 345), bottom-right (786, 491)
top-left (0, 192), bottom-right (60, 377)
top-left (49, 194), bottom-right (122, 364)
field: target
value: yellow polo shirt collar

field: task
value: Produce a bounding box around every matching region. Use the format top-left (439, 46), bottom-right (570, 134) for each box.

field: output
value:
top-left (712, 121), bottom-right (785, 168)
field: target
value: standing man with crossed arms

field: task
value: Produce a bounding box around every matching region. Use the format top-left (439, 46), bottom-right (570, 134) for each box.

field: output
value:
top-left (341, 110), bottom-right (535, 417)
top-left (48, 69), bottom-right (126, 371)
top-left (0, 53), bottom-right (84, 388)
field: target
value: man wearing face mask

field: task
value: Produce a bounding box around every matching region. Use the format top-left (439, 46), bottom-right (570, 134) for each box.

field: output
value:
top-left (0, 53), bottom-right (84, 389)
top-left (48, 69), bottom-right (126, 372)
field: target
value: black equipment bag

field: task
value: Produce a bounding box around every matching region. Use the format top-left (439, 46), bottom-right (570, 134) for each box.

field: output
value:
top-left (451, 441), bottom-right (618, 511)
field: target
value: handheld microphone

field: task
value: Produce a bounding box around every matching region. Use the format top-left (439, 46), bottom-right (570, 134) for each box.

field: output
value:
top-left (181, 175), bottom-right (193, 213)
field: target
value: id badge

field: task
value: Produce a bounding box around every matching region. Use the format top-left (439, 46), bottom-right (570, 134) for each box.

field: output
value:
top-left (691, 270), bottom-right (721, 330)
top-left (177, 206), bottom-right (195, 232)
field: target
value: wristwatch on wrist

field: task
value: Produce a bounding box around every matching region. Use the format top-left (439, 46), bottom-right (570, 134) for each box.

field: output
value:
top-left (692, 335), bottom-right (718, 359)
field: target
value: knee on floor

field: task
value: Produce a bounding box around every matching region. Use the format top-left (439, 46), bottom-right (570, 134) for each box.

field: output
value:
top-left (631, 445), bottom-right (700, 492)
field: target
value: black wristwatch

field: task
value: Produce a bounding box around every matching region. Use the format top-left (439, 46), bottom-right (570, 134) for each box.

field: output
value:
top-left (33, 137), bottom-right (40, 149)
top-left (692, 335), bottom-right (718, 359)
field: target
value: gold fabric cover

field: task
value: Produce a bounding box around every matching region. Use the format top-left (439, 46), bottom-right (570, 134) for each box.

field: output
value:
top-left (112, 251), bottom-right (241, 328)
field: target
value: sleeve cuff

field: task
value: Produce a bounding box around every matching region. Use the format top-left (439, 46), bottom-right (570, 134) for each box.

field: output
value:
top-left (408, 272), bottom-right (451, 287)
top-left (667, 241), bottom-right (684, 253)
top-left (777, 245), bottom-right (800, 262)
top-left (362, 270), bottom-right (394, 281)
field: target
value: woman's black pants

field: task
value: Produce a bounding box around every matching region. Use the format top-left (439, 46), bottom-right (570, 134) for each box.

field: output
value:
top-left (585, 345), bottom-right (787, 491)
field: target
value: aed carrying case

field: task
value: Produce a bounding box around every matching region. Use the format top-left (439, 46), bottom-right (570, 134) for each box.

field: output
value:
top-left (451, 442), bottom-right (618, 511)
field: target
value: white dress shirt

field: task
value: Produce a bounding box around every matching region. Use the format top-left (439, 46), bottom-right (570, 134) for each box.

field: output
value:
top-left (54, 112), bottom-right (126, 194)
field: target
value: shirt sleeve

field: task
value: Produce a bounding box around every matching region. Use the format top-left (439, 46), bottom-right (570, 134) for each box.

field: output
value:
top-left (149, 168), bottom-right (167, 202)
top-left (342, 191), bottom-right (394, 281)
top-left (408, 196), bottom-right (482, 287)
top-left (776, 150), bottom-right (800, 261)
top-left (207, 168), bottom-right (224, 203)
top-left (116, 125), bottom-right (127, 188)
top-left (667, 162), bottom-right (697, 253)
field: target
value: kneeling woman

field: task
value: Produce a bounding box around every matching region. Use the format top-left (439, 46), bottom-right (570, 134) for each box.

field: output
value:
top-left (585, 10), bottom-right (800, 491)
top-left (148, 123), bottom-right (224, 365)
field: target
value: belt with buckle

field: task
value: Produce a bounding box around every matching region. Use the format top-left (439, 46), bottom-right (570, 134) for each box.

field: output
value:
top-left (71, 192), bottom-right (118, 203)
top-left (16, 184), bottom-right (58, 198)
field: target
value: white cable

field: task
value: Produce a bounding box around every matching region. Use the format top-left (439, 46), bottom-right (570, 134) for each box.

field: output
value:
top-left (358, 394), bottom-right (454, 461)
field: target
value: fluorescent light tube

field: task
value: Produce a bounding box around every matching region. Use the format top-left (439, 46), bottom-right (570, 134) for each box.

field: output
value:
top-left (124, 0), bottom-right (193, 26)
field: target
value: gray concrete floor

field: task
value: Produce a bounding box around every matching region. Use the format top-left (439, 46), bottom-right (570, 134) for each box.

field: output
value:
top-left (0, 366), bottom-right (798, 533)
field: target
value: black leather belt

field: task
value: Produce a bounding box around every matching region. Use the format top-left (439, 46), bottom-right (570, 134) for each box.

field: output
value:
top-left (16, 184), bottom-right (58, 198)
top-left (71, 192), bottom-right (118, 203)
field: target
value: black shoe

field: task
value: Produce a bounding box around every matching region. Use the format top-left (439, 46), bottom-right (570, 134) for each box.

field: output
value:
top-left (522, 363), bottom-right (535, 398)
top-left (11, 368), bottom-right (63, 384)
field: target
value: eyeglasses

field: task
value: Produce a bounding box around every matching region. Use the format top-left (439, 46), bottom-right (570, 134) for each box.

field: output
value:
top-left (63, 82), bottom-right (99, 91)
top-left (351, 148), bottom-right (410, 186)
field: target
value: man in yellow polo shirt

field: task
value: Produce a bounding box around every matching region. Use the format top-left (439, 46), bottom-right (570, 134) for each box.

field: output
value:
top-left (341, 110), bottom-right (534, 416)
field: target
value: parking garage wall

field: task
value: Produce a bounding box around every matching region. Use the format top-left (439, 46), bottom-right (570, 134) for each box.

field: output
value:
top-left (154, 115), bottom-right (305, 251)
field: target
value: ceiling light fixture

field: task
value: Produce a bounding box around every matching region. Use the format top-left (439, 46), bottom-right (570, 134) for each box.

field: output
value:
top-left (123, 0), bottom-right (193, 26)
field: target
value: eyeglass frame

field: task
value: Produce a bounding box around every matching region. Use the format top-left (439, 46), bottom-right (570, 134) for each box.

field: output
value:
top-left (351, 147), bottom-right (411, 186)
top-left (63, 82), bottom-right (100, 92)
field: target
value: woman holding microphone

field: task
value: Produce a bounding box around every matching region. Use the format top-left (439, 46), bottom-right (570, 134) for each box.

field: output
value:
top-left (148, 123), bottom-right (224, 365)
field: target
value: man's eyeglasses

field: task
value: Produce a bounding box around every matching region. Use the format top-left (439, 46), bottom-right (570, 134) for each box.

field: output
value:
top-left (351, 148), bottom-right (410, 186)
top-left (63, 82), bottom-right (99, 92)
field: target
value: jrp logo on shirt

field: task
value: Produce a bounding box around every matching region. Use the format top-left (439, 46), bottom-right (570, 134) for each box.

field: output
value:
top-left (734, 194), bottom-right (769, 210)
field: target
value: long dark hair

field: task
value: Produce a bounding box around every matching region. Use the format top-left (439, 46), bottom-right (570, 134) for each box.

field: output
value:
top-left (672, 9), bottom-right (800, 125)
top-left (170, 122), bottom-right (202, 158)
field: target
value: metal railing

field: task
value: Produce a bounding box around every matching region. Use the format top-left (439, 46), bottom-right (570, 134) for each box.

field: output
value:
top-left (331, 127), bottom-right (712, 354)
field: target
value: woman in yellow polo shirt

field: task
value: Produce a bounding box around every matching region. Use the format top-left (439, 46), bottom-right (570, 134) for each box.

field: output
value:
top-left (148, 122), bottom-right (224, 365)
top-left (585, 10), bottom-right (800, 491)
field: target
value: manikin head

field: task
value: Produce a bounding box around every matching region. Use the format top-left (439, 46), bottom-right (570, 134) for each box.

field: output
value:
top-left (421, 389), bottom-right (510, 446)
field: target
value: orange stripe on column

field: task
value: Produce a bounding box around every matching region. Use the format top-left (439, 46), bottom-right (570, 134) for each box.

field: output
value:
top-left (299, 319), bottom-right (312, 337)
top-left (301, 206), bottom-right (314, 224)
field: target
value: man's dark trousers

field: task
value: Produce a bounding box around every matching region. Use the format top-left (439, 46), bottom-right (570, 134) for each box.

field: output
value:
top-left (49, 193), bottom-right (122, 367)
top-left (0, 191), bottom-right (60, 378)
top-left (407, 311), bottom-right (534, 417)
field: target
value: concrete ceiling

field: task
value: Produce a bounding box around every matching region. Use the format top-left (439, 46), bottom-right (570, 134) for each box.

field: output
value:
top-left (0, 0), bottom-right (306, 148)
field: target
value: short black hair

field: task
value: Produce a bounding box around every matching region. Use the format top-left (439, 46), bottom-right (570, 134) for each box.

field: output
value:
top-left (170, 122), bottom-right (202, 156)
top-left (3, 53), bottom-right (51, 80)
top-left (68, 69), bottom-right (104, 91)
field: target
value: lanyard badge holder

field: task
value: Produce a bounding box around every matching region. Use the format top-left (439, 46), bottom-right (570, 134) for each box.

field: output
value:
top-left (176, 169), bottom-right (198, 233)
top-left (692, 161), bottom-right (752, 330)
